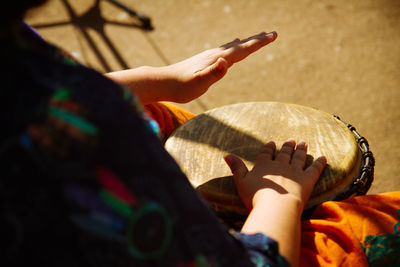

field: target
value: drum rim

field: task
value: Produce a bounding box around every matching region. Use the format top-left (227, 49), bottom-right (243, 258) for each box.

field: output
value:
top-left (166, 102), bottom-right (375, 216)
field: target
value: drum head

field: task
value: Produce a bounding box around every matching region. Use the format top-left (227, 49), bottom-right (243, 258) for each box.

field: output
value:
top-left (165, 102), bottom-right (361, 216)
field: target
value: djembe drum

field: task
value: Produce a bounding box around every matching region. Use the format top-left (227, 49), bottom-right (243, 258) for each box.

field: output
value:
top-left (165, 102), bottom-right (374, 228)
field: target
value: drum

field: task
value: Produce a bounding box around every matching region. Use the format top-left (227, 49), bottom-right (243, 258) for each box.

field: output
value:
top-left (165, 102), bottom-right (374, 228)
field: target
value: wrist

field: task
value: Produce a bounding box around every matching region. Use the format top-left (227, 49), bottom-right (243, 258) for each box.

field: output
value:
top-left (105, 66), bottom-right (178, 105)
top-left (252, 189), bottom-right (303, 215)
top-left (138, 65), bottom-right (184, 104)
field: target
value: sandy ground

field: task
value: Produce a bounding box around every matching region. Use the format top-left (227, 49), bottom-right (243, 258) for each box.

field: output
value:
top-left (26, 0), bottom-right (400, 195)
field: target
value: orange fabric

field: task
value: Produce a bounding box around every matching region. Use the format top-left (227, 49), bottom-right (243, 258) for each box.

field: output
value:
top-left (145, 102), bottom-right (400, 266)
top-left (300, 191), bottom-right (400, 266)
top-left (144, 102), bottom-right (196, 139)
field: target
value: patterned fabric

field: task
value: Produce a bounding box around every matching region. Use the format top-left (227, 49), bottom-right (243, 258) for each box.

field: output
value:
top-left (0, 23), bottom-right (287, 266)
top-left (233, 233), bottom-right (288, 267)
top-left (300, 191), bottom-right (400, 266)
top-left (361, 209), bottom-right (400, 266)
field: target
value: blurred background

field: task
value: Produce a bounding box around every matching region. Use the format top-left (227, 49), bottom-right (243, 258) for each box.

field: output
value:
top-left (26, 0), bottom-right (400, 194)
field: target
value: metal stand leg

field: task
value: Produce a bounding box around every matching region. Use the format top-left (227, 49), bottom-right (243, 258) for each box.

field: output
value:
top-left (106, 0), bottom-right (152, 29)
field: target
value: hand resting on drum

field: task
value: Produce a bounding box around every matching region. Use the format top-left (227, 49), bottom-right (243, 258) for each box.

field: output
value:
top-left (224, 139), bottom-right (327, 211)
top-left (105, 31), bottom-right (277, 105)
top-left (224, 139), bottom-right (327, 267)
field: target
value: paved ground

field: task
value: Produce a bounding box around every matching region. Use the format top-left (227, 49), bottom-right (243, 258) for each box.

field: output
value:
top-left (26, 0), bottom-right (400, 195)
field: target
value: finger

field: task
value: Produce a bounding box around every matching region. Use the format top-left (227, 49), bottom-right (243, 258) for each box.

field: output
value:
top-left (291, 140), bottom-right (308, 168)
top-left (239, 31), bottom-right (277, 53)
top-left (305, 156), bottom-right (327, 182)
top-left (220, 31), bottom-right (277, 63)
top-left (239, 31), bottom-right (268, 44)
top-left (255, 141), bottom-right (276, 163)
top-left (224, 154), bottom-right (249, 181)
top-left (221, 31), bottom-right (276, 49)
top-left (220, 38), bottom-right (241, 48)
top-left (275, 139), bottom-right (296, 163)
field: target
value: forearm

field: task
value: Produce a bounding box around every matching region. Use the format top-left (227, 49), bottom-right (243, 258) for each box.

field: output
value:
top-left (241, 190), bottom-right (303, 267)
top-left (104, 66), bottom-right (179, 105)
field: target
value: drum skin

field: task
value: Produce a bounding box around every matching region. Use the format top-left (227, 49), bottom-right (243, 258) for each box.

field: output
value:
top-left (165, 102), bottom-right (361, 220)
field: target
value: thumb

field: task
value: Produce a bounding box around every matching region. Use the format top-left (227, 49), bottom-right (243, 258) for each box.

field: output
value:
top-left (195, 57), bottom-right (228, 85)
top-left (224, 154), bottom-right (249, 182)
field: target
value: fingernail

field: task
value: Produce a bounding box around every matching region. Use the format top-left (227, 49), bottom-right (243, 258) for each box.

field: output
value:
top-left (319, 156), bottom-right (327, 163)
top-left (267, 31), bottom-right (277, 38)
top-left (285, 138), bottom-right (296, 147)
top-left (298, 140), bottom-right (307, 147)
top-left (224, 155), bottom-right (233, 166)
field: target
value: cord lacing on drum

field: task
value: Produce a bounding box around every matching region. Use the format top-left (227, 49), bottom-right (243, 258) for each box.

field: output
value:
top-left (333, 116), bottom-right (375, 199)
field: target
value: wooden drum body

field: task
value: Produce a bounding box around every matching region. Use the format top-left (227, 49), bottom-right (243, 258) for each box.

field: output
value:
top-left (165, 102), bottom-right (374, 227)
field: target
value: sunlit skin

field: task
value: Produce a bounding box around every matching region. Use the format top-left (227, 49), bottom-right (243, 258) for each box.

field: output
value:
top-left (105, 31), bottom-right (277, 104)
top-left (225, 140), bottom-right (327, 267)
top-left (107, 31), bottom-right (328, 266)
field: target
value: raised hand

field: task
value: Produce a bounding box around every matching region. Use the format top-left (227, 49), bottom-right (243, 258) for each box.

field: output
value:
top-left (106, 31), bottom-right (277, 105)
top-left (165, 31), bottom-right (278, 103)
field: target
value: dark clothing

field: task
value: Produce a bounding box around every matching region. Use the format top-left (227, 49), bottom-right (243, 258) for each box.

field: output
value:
top-left (0, 23), bottom-right (287, 267)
